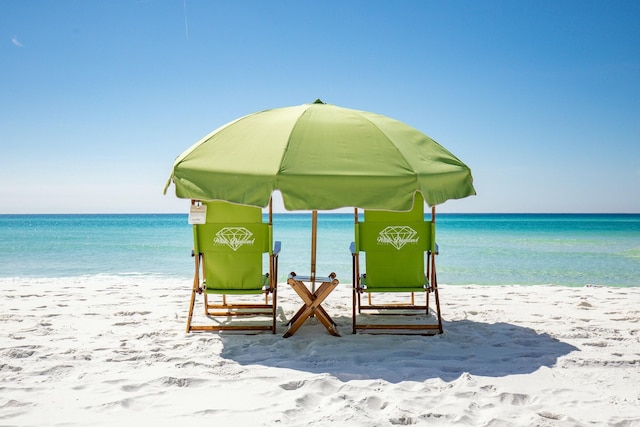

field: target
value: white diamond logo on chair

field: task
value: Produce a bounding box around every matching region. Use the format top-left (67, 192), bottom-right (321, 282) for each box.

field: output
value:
top-left (214, 227), bottom-right (255, 251)
top-left (377, 226), bottom-right (419, 250)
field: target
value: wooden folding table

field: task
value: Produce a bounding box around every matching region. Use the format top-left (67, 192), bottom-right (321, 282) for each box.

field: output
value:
top-left (284, 272), bottom-right (340, 338)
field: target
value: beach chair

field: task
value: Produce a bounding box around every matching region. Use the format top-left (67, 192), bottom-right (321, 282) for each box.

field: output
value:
top-left (350, 193), bottom-right (443, 334)
top-left (186, 200), bottom-right (281, 334)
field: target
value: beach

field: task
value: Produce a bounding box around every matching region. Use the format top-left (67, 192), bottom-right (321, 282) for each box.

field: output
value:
top-left (2, 275), bottom-right (639, 426)
top-left (5, 1), bottom-right (640, 425)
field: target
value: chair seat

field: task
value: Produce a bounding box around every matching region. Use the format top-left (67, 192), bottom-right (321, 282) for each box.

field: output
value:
top-left (204, 274), bottom-right (271, 294)
top-left (359, 274), bottom-right (427, 293)
top-left (204, 288), bottom-right (269, 295)
top-left (362, 286), bottom-right (428, 293)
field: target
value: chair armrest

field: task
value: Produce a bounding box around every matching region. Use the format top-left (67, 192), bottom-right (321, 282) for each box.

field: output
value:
top-left (273, 241), bottom-right (282, 256)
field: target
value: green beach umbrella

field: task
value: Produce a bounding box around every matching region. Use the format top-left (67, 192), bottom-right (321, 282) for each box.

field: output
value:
top-left (165, 99), bottom-right (475, 284)
top-left (164, 100), bottom-right (475, 212)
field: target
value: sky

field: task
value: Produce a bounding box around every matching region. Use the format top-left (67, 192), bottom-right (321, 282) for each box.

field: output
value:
top-left (1, 0), bottom-right (639, 214)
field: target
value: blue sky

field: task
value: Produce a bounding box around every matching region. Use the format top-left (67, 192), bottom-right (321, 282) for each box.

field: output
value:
top-left (2, 0), bottom-right (638, 213)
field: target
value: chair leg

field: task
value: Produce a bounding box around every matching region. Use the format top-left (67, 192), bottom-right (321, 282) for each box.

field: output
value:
top-left (352, 254), bottom-right (357, 334)
top-left (431, 254), bottom-right (443, 333)
top-left (352, 284), bottom-right (357, 334)
top-left (434, 287), bottom-right (443, 334)
top-left (186, 288), bottom-right (197, 333)
top-left (187, 254), bottom-right (201, 333)
top-left (272, 287), bottom-right (277, 334)
top-left (432, 263), bottom-right (443, 334)
top-left (425, 290), bottom-right (429, 315)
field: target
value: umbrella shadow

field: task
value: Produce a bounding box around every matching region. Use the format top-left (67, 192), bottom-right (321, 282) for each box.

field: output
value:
top-left (219, 316), bottom-right (579, 383)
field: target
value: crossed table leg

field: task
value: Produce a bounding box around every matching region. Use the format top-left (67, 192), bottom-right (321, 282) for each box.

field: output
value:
top-left (284, 273), bottom-right (341, 338)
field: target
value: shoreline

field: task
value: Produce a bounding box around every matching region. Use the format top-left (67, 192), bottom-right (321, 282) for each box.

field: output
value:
top-left (1, 273), bottom-right (638, 289)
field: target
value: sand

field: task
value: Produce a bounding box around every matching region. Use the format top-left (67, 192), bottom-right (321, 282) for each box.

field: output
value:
top-left (1, 275), bottom-right (639, 426)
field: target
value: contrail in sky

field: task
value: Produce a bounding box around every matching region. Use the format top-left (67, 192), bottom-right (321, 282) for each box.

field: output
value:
top-left (11, 36), bottom-right (23, 47)
top-left (183, 0), bottom-right (189, 41)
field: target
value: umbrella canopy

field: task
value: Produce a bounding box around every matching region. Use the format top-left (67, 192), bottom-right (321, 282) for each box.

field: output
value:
top-left (165, 100), bottom-right (475, 211)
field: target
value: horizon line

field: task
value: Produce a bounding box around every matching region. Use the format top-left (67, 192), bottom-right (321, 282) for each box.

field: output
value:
top-left (1, 212), bottom-right (639, 216)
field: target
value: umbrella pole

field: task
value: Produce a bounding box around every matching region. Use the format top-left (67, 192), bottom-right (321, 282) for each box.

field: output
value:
top-left (431, 206), bottom-right (436, 287)
top-left (268, 197), bottom-right (274, 304)
top-left (431, 205), bottom-right (443, 333)
top-left (311, 210), bottom-right (318, 292)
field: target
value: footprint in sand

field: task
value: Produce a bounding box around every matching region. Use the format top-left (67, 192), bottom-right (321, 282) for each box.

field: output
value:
top-left (280, 380), bottom-right (306, 391)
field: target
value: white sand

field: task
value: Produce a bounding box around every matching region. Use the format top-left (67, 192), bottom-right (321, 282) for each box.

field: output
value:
top-left (1, 275), bottom-right (639, 426)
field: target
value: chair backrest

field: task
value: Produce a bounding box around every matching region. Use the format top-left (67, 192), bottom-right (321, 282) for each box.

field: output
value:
top-left (355, 193), bottom-right (435, 290)
top-left (193, 201), bottom-right (272, 294)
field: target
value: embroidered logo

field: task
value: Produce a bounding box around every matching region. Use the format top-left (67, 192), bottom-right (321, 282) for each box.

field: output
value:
top-left (214, 227), bottom-right (255, 251)
top-left (377, 226), bottom-right (419, 250)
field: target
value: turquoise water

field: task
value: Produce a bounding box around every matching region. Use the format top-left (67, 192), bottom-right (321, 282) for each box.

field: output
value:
top-left (0, 213), bottom-right (638, 287)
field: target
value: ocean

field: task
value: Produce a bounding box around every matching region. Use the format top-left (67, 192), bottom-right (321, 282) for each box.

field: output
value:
top-left (0, 213), bottom-right (638, 287)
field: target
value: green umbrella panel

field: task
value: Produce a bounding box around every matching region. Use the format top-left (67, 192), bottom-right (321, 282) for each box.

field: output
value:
top-left (165, 100), bottom-right (475, 212)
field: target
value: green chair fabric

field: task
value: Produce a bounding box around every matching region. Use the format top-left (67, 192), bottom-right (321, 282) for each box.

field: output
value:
top-left (355, 193), bottom-right (435, 292)
top-left (193, 201), bottom-right (272, 294)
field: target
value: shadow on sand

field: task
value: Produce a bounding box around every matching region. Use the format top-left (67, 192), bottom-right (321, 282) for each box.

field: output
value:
top-left (218, 315), bottom-right (578, 383)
